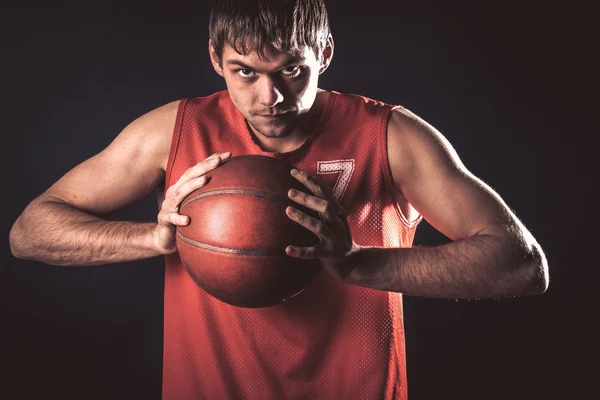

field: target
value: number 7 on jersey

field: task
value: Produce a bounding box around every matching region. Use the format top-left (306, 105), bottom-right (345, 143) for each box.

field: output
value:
top-left (317, 159), bottom-right (355, 203)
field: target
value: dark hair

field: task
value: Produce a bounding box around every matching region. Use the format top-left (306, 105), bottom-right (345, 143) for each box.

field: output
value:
top-left (209, 0), bottom-right (330, 61)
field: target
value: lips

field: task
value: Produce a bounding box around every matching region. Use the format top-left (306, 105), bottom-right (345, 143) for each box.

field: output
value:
top-left (260, 112), bottom-right (290, 117)
top-left (253, 109), bottom-right (296, 117)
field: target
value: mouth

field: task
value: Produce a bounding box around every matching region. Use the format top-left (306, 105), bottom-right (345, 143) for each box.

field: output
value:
top-left (256, 110), bottom-right (296, 117)
top-left (261, 114), bottom-right (286, 119)
top-left (257, 113), bottom-right (295, 124)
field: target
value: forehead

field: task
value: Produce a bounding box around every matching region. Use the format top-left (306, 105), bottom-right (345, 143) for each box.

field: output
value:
top-left (221, 42), bottom-right (317, 67)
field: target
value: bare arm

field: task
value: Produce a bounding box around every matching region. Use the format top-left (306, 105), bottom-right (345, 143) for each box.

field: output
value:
top-left (9, 101), bottom-right (178, 266)
top-left (346, 108), bottom-right (549, 298)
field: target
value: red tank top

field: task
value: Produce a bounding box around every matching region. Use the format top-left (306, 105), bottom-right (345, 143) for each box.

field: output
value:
top-left (162, 90), bottom-right (421, 399)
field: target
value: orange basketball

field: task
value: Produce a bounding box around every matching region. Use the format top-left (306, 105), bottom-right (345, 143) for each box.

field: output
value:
top-left (176, 155), bottom-right (321, 308)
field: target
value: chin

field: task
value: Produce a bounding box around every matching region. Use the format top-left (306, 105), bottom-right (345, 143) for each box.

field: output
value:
top-left (264, 127), bottom-right (294, 138)
top-left (251, 120), bottom-right (296, 139)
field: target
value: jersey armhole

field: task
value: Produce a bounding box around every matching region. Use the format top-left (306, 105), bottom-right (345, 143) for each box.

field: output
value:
top-left (165, 98), bottom-right (189, 189)
top-left (380, 105), bottom-right (423, 229)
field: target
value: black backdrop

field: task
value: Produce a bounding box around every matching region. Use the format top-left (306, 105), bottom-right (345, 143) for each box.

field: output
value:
top-left (1, 1), bottom-right (595, 399)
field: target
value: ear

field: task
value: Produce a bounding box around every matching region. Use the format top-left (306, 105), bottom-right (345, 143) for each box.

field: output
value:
top-left (208, 39), bottom-right (224, 77)
top-left (318, 35), bottom-right (334, 74)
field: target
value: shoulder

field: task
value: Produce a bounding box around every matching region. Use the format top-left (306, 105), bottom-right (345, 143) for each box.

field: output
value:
top-left (125, 99), bottom-right (181, 138)
top-left (387, 106), bottom-right (465, 190)
top-left (116, 99), bottom-right (182, 172)
top-left (329, 91), bottom-right (391, 110)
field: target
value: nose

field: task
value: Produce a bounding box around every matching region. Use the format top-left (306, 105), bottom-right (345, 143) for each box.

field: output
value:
top-left (257, 75), bottom-right (284, 109)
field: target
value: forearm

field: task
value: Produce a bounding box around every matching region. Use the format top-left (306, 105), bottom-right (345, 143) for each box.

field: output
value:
top-left (346, 229), bottom-right (548, 299)
top-left (9, 199), bottom-right (162, 266)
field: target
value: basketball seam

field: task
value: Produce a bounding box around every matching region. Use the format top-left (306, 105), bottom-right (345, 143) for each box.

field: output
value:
top-left (176, 231), bottom-right (284, 256)
top-left (180, 189), bottom-right (291, 210)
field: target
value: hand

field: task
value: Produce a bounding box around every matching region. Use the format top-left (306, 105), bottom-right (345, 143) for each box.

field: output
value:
top-left (285, 168), bottom-right (360, 282)
top-left (154, 151), bottom-right (231, 254)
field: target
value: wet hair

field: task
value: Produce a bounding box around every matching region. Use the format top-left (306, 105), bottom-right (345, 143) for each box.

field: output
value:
top-left (209, 0), bottom-right (330, 62)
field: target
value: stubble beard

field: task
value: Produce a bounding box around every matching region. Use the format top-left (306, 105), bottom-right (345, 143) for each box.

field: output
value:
top-left (247, 118), bottom-right (297, 139)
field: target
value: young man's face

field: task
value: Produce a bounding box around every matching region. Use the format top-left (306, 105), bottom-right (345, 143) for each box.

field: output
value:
top-left (209, 40), bottom-right (331, 140)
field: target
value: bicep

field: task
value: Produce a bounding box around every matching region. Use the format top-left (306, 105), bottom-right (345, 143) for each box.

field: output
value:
top-left (42, 101), bottom-right (179, 217)
top-left (388, 108), bottom-right (516, 241)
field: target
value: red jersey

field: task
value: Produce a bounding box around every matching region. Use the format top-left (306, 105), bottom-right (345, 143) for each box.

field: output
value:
top-left (162, 90), bottom-right (421, 399)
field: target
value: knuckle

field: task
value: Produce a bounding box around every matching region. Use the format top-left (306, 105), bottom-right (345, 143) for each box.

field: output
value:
top-left (166, 212), bottom-right (179, 225)
top-left (180, 170), bottom-right (192, 181)
top-left (183, 176), bottom-right (203, 192)
top-left (206, 154), bottom-right (220, 163)
top-left (158, 211), bottom-right (169, 224)
top-left (178, 180), bottom-right (190, 193)
top-left (297, 212), bottom-right (308, 224)
top-left (290, 208), bottom-right (301, 220)
top-left (195, 175), bottom-right (207, 186)
top-left (163, 199), bottom-right (178, 213)
top-left (317, 186), bottom-right (331, 197)
top-left (314, 221), bottom-right (324, 234)
top-left (159, 202), bottom-right (169, 212)
top-left (188, 164), bottom-right (204, 177)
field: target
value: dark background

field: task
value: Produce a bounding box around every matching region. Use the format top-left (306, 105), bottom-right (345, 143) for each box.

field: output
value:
top-left (1, 1), bottom-right (596, 399)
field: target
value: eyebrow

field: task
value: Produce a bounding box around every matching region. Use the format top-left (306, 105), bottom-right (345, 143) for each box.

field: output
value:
top-left (225, 57), bottom-right (306, 70)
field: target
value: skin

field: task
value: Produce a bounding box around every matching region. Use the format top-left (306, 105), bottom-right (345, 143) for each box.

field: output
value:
top-left (208, 38), bottom-right (333, 152)
top-left (8, 34), bottom-right (548, 299)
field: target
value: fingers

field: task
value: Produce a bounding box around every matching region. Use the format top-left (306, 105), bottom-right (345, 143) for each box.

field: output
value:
top-left (286, 169), bottom-right (354, 267)
top-left (158, 176), bottom-right (208, 227)
top-left (286, 245), bottom-right (326, 259)
top-left (158, 208), bottom-right (190, 227)
top-left (164, 151), bottom-right (231, 206)
top-left (290, 168), bottom-right (327, 197)
top-left (286, 206), bottom-right (331, 238)
top-left (160, 151), bottom-right (231, 227)
top-left (177, 152), bottom-right (231, 185)
top-left (173, 176), bottom-right (211, 209)
top-left (289, 168), bottom-right (342, 220)
top-left (288, 188), bottom-right (329, 214)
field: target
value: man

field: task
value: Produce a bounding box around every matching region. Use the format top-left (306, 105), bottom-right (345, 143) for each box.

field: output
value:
top-left (9, 0), bottom-right (548, 399)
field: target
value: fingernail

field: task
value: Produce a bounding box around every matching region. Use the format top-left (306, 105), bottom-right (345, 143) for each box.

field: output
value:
top-left (288, 189), bottom-right (297, 197)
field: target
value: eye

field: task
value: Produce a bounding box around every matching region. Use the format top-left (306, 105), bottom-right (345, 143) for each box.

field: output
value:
top-left (236, 68), bottom-right (255, 78)
top-left (281, 66), bottom-right (301, 77)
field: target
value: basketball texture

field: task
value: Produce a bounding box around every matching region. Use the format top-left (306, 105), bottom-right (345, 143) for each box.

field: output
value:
top-left (176, 155), bottom-right (322, 308)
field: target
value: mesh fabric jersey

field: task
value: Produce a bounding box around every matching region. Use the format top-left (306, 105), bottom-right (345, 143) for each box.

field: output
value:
top-left (162, 90), bottom-right (421, 399)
